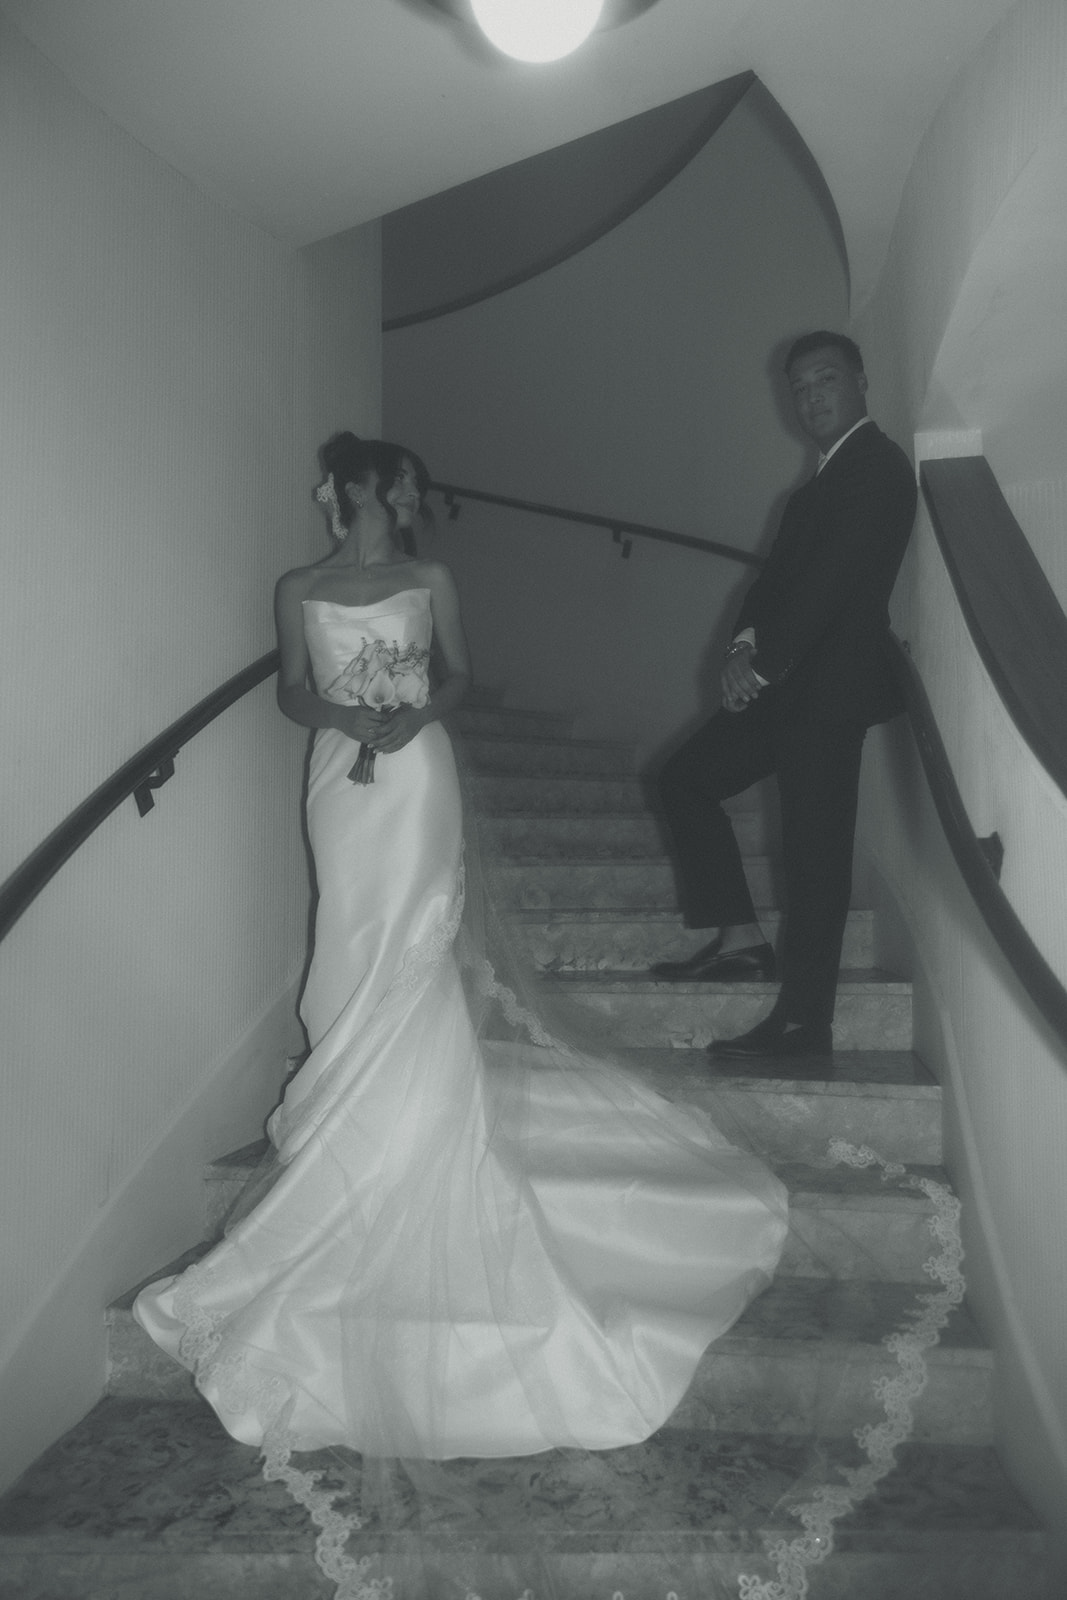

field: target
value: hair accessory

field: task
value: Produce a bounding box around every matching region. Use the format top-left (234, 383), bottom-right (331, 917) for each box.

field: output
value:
top-left (316, 474), bottom-right (347, 542)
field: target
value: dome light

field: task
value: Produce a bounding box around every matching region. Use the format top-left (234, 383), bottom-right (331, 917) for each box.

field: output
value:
top-left (469, 0), bottom-right (605, 62)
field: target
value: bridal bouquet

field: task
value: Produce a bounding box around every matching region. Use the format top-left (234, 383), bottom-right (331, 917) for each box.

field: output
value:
top-left (327, 639), bottom-right (430, 784)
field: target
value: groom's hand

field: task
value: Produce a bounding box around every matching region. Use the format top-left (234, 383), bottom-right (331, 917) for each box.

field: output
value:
top-left (721, 644), bottom-right (763, 713)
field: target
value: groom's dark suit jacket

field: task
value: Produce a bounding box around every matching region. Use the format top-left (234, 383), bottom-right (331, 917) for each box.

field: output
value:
top-left (736, 421), bottom-right (917, 727)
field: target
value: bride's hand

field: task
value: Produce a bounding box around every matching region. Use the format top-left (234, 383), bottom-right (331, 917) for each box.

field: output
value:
top-left (340, 705), bottom-right (395, 744)
top-left (367, 705), bottom-right (427, 754)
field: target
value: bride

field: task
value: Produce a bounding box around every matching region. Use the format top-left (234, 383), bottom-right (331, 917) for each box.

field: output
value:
top-left (133, 431), bottom-right (788, 1565)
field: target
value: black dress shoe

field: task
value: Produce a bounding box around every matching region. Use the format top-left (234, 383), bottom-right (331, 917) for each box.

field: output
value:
top-left (707, 1015), bottom-right (833, 1059)
top-left (650, 939), bottom-right (776, 982)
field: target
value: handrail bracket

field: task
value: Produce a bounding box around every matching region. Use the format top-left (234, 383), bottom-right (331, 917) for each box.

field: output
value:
top-left (977, 831), bottom-right (1004, 881)
top-left (134, 757), bottom-right (176, 817)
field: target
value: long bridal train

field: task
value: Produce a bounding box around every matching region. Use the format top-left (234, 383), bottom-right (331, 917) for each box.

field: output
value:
top-left (133, 591), bottom-right (788, 1600)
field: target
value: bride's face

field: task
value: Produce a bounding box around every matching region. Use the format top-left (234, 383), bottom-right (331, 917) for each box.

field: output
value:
top-left (386, 459), bottom-right (421, 529)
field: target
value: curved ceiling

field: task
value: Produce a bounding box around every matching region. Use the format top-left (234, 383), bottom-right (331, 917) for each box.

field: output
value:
top-left (1, 0), bottom-right (1017, 309)
top-left (382, 74), bottom-right (755, 328)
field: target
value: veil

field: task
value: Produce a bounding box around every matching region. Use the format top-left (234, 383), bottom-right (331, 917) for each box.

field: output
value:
top-left (169, 721), bottom-right (968, 1600)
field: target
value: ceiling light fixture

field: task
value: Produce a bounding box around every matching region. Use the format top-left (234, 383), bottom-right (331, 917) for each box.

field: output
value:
top-left (470, 0), bottom-right (603, 62)
top-left (424, 0), bottom-right (660, 64)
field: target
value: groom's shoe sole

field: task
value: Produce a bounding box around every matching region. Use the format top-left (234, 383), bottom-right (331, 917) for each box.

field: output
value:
top-left (650, 942), bottom-right (776, 983)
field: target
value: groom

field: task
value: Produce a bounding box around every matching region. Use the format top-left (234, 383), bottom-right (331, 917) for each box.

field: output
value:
top-left (651, 332), bottom-right (916, 1060)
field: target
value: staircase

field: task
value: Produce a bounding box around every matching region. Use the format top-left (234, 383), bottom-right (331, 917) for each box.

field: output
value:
top-left (0, 702), bottom-right (1048, 1599)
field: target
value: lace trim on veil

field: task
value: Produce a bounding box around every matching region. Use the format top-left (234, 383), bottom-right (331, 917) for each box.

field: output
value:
top-left (164, 791), bottom-right (968, 1600)
top-left (738, 1143), bottom-right (966, 1600)
top-left (173, 1256), bottom-right (388, 1598)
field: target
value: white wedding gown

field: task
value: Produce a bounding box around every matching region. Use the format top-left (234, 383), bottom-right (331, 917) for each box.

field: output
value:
top-left (134, 589), bottom-right (788, 1467)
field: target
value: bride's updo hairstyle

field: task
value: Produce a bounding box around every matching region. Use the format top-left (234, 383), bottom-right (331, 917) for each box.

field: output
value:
top-left (318, 431), bottom-right (430, 533)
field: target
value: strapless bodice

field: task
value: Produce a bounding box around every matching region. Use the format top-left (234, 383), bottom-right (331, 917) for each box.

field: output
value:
top-left (303, 588), bottom-right (431, 709)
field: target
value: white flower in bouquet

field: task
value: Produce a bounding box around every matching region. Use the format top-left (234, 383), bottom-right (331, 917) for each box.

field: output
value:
top-left (328, 637), bottom-right (431, 784)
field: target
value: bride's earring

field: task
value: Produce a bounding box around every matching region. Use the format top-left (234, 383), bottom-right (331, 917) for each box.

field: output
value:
top-left (315, 475), bottom-right (347, 542)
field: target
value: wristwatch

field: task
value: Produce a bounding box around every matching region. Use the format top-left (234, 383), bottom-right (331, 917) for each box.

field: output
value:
top-left (725, 638), bottom-right (754, 659)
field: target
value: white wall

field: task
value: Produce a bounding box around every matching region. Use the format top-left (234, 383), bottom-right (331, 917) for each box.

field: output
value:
top-left (385, 86), bottom-right (848, 760)
top-left (855, 0), bottom-right (1067, 1571)
top-left (0, 18), bottom-right (381, 1491)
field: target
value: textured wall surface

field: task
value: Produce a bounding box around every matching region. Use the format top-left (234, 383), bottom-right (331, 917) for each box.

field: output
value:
top-left (384, 86), bottom-right (848, 757)
top-left (0, 17), bottom-right (380, 1490)
top-left (855, 0), bottom-right (1067, 1569)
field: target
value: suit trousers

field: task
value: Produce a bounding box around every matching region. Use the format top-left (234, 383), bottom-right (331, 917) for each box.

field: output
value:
top-left (656, 702), bottom-right (867, 1028)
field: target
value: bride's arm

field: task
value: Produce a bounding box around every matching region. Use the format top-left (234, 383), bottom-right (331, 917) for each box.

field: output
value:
top-left (274, 570), bottom-right (389, 742)
top-left (424, 562), bottom-right (472, 720)
top-left (371, 564), bottom-right (471, 754)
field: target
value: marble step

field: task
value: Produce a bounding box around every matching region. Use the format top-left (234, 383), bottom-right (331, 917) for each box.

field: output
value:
top-left (2, 1402), bottom-right (1042, 1600)
top-left (514, 906), bottom-right (874, 971)
top-left (677, 1275), bottom-right (992, 1444)
top-left (540, 970), bottom-right (913, 1052)
top-left (484, 808), bottom-right (778, 859)
top-left (469, 772), bottom-right (769, 819)
top-left (192, 1142), bottom-right (948, 1287)
top-left (471, 771), bottom-right (651, 814)
top-left (623, 1047), bottom-right (942, 1166)
top-left (776, 1160), bottom-right (951, 1283)
top-left (460, 732), bottom-right (636, 777)
top-left (451, 703), bottom-right (576, 740)
top-left (495, 854), bottom-right (791, 910)
top-left (105, 1266), bottom-right (987, 1443)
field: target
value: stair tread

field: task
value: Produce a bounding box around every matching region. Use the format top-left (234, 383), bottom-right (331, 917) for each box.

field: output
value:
top-left (621, 1044), bottom-right (937, 1092)
top-left (0, 1400), bottom-right (1039, 1555)
top-left (473, 796), bottom-right (758, 819)
top-left (500, 852), bottom-right (769, 865)
top-left (775, 1159), bottom-right (948, 1204)
top-left (723, 1274), bottom-right (986, 1357)
top-left (200, 1054), bottom-right (940, 1193)
top-left (466, 731), bottom-right (634, 753)
top-left (200, 1141), bottom-right (947, 1211)
top-left (108, 1260), bottom-right (983, 1361)
top-left (453, 704), bottom-right (573, 725)
top-left (548, 966), bottom-right (909, 992)
top-left (510, 905), bottom-right (851, 922)
top-left (480, 802), bottom-right (760, 820)
top-left (490, 809), bottom-right (653, 822)
top-left (472, 774), bottom-right (644, 794)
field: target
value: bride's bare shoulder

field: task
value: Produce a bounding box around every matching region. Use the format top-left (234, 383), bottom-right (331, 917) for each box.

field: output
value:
top-left (275, 563), bottom-right (321, 601)
top-left (409, 558), bottom-right (458, 593)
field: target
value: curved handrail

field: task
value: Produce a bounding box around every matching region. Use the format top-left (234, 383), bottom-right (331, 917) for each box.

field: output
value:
top-left (0, 651), bottom-right (278, 944)
top-left (920, 456), bottom-right (1067, 801)
top-left (889, 635), bottom-right (1067, 1047)
top-left (430, 481), bottom-right (764, 567)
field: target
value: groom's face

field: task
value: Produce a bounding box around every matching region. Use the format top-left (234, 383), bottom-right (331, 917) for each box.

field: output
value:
top-left (788, 345), bottom-right (868, 450)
